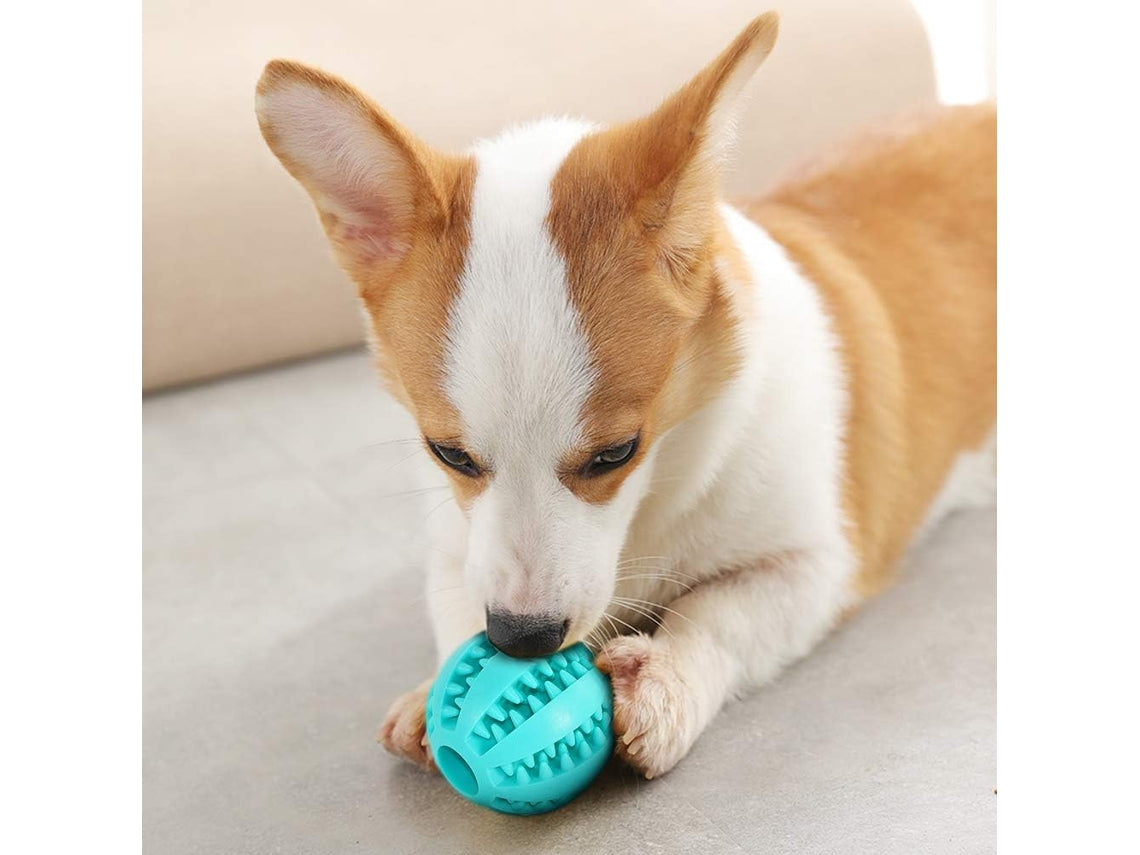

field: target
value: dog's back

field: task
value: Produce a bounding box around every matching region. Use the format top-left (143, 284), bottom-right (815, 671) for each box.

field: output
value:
top-left (746, 105), bottom-right (997, 595)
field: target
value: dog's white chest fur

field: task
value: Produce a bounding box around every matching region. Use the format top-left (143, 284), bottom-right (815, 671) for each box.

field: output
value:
top-left (616, 203), bottom-right (856, 637)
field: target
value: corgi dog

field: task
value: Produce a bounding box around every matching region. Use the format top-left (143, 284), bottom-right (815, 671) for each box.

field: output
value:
top-left (255, 12), bottom-right (995, 780)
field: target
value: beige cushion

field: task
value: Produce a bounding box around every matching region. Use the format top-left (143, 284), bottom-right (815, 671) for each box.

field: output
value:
top-left (142, 0), bottom-right (935, 391)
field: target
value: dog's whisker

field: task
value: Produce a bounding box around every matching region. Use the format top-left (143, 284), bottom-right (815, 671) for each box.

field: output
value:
top-left (610, 597), bottom-right (668, 615)
top-left (375, 448), bottom-right (428, 476)
top-left (584, 623), bottom-right (604, 653)
top-left (616, 574), bottom-right (695, 592)
top-left (616, 568), bottom-right (690, 579)
top-left (620, 558), bottom-right (670, 572)
top-left (615, 557), bottom-right (704, 584)
top-left (618, 570), bottom-right (703, 587)
top-left (360, 437), bottom-right (424, 451)
top-left (602, 613), bottom-right (623, 645)
top-left (378, 484), bottom-right (452, 500)
top-left (618, 570), bottom-right (674, 582)
top-left (599, 617), bottom-right (619, 671)
top-left (608, 599), bottom-right (676, 640)
top-left (617, 567), bottom-right (701, 581)
top-left (616, 554), bottom-right (674, 565)
top-left (614, 596), bottom-right (701, 632)
top-left (604, 610), bottom-right (656, 645)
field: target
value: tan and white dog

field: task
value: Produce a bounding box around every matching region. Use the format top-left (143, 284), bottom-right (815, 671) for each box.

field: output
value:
top-left (255, 13), bottom-right (995, 780)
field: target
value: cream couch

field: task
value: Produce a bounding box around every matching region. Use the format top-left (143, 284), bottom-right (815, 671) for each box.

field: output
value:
top-left (143, 2), bottom-right (996, 853)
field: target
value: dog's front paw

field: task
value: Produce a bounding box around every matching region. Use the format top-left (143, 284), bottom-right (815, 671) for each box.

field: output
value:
top-left (377, 679), bottom-right (437, 772)
top-left (596, 633), bottom-right (700, 779)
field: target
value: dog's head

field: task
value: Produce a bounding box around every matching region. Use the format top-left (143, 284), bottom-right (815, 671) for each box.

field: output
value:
top-left (255, 14), bottom-right (778, 655)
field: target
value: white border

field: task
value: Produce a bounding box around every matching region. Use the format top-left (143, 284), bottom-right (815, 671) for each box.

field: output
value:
top-left (1, 1), bottom-right (140, 852)
top-left (6, 0), bottom-right (1139, 851)
top-left (999, 0), bottom-right (1140, 851)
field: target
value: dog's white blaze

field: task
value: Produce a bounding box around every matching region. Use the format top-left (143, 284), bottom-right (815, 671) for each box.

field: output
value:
top-left (444, 119), bottom-right (596, 461)
top-left (443, 119), bottom-right (631, 626)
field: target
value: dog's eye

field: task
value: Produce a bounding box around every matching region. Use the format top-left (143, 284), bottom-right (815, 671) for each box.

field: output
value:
top-left (582, 436), bottom-right (639, 477)
top-left (428, 441), bottom-right (480, 477)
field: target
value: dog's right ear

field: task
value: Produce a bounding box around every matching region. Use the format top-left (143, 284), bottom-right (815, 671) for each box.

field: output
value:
top-left (255, 61), bottom-right (457, 285)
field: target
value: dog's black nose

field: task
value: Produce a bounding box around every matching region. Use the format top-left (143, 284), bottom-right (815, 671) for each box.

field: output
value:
top-left (485, 609), bottom-right (568, 658)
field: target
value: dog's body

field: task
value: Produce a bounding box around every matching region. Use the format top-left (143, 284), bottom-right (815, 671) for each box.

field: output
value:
top-left (257, 14), bottom-right (995, 780)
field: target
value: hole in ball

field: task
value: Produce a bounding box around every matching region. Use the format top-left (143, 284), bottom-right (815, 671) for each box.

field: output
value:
top-left (436, 746), bottom-right (478, 796)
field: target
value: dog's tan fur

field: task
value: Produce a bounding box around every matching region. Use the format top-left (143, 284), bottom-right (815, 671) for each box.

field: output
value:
top-left (746, 105), bottom-right (997, 595)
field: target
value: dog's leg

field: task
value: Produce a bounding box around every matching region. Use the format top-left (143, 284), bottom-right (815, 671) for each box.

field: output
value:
top-left (598, 548), bottom-right (854, 778)
top-left (378, 531), bottom-right (483, 770)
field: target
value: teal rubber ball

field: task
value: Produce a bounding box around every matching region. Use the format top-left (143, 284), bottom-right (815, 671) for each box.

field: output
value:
top-left (425, 632), bottom-right (615, 815)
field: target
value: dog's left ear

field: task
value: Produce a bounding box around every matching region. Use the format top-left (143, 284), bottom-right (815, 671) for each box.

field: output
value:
top-left (599, 13), bottom-right (779, 271)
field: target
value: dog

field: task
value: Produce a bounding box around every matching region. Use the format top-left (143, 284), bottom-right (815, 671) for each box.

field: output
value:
top-left (255, 12), bottom-right (996, 780)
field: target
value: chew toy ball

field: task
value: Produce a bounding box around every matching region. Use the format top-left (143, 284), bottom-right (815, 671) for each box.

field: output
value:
top-left (425, 632), bottom-right (614, 815)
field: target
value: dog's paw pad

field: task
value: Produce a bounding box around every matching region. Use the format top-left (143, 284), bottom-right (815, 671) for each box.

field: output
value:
top-left (597, 634), bottom-right (697, 780)
top-left (597, 634), bottom-right (652, 689)
top-left (378, 680), bottom-right (437, 772)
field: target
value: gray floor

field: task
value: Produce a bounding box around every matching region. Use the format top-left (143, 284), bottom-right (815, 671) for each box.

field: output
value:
top-left (143, 349), bottom-right (996, 854)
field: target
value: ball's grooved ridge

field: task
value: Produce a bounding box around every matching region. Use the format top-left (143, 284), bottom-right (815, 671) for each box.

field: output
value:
top-left (494, 702), bottom-right (612, 787)
top-left (426, 633), bottom-right (615, 815)
top-left (467, 649), bottom-right (593, 756)
top-left (437, 643), bottom-right (491, 731)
